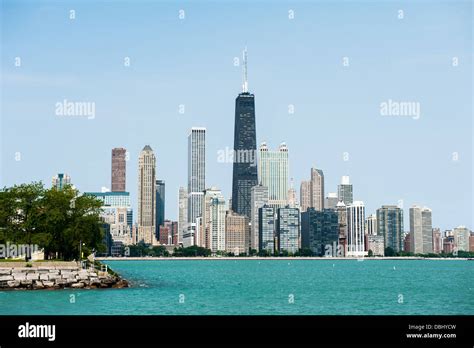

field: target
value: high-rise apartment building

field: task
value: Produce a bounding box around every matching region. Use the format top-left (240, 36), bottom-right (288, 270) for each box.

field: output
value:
top-left (365, 214), bottom-right (377, 236)
top-left (367, 235), bottom-right (385, 256)
top-left (177, 186), bottom-right (188, 245)
top-left (52, 173), bottom-right (71, 190)
top-left (452, 226), bottom-right (471, 252)
top-left (258, 205), bottom-right (275, 254)
top-left (310, 168), bottom-right (324, 211)
top-left (337, 176), bottom-right (353, 206)
top-left (335, 201), bottom-right (348, 256)
top-left (163, 220), bottom-right (178, 246)
top-left (409, 205), bottom-right (433, 254)
top-left (137, 145), bottom-right (157, 245)
top-left (231, 48), bottom-right (258, 218)
top-left (155, 179), bottom-right (165, 238)
top-left (376, 205), bottom-right (403, 252)
top-left (276, 206), bottom-right (300, 254)
top-left (258, 142), bottom-right (289, 208)
top-left (432, 228), bottom-right (442, 253)
top-left (301, 208), bottom-right (339, 256)
top-left (85, 191), bottom-right (133, 246)
top-left (188, 127), bottom-right (206, 224)
top-left (300, 181), bottom-right (311, 213)
top-left (225, 210), bottom-right (250, 255)
top-left (325, 192), bottom-right (338, 209)
top-left (287, 179), bottom-right (298, 208)
top-left (346, 201), bottom-right (366, 257)
top-left (202, 187), bottom-right (226, 253)
top-left (250, 184), bottom-right (269, 251)
top-left (111, 148), bottom-right (126, 192)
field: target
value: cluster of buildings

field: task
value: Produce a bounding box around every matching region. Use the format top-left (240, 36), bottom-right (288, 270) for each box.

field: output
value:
top-left (50, 50), bottom-right (473, 257)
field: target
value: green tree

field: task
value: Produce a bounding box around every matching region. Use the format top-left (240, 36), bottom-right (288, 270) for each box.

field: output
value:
top-left (0, 183), bottom-right (47, 260)
top-left (296, 248), bottom-right (313, 257)
top-left (384, 247), bottom-right (395, 257)
top-left (249, 249), bottom-right (257, 256)
top-left (0, 183), bottom-right (104, 261)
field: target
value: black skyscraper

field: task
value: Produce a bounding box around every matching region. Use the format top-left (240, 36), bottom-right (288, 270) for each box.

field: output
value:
top-left (231, 48), bottom-right (257, 218)
top-left (301, 208), bottom-right (339, 256)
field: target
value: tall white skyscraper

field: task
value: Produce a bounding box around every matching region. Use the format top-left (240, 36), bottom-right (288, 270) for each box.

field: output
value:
top-left (202, 187), bottom-right (226, 253)
top-left (258, 142), bottom-right (289, 208)
top-left (177, 186), bottom-right (188, 244)
top-left (310, 168), bottom-right (324, 211)
top-left (250, 184), bottom-right (269, 251)
top-left (338, 176), bottom-right (353, 206)
top-left (409, 205), bottom-right (433, 254)
top-left (346, 201), bottom-right (366, 257)
top-left (137, 145), bottom-right (157, 245)
top-left (188, 127), bottom-right (206, 223)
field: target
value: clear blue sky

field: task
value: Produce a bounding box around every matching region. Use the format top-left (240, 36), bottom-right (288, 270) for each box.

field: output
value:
top-left (1, 0), bottom-right (472, 232)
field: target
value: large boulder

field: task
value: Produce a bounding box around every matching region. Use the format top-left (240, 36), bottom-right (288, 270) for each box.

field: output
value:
top-left (60, 271), bottom-right (74, 279)
top-left (55, 279), bottom-right (67, 286)
top-left (42, 281), bottom-right (55, 288)
top-left (77, 271), bottom-right (89, 280)
top-left (12, 273), bottom-right (26, 280)
top-left (33, 280), bottom-right (44, 289)
top-left (26, 273), bottom-right (39, 280)
top-left (90, 277), bottom-right (101, 284)
top-left (47, 273), bottom-right (60, 281)
top-left (7, 280), bottom-right (20, 288)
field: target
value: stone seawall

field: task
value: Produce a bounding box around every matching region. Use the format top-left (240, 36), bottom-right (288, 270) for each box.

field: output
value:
top-left (0, 265), bottom-right (128, 290)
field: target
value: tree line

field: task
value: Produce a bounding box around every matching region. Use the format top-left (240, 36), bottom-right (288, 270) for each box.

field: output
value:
top-left (0, 182), bottom-right (105, 261)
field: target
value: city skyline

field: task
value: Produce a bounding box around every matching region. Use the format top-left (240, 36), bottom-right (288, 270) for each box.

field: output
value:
top-left (1, 1), bottom-right (472, 233)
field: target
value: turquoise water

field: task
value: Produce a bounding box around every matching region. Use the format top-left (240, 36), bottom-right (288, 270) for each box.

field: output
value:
top-left (0, 260), bottom-right (473, 315)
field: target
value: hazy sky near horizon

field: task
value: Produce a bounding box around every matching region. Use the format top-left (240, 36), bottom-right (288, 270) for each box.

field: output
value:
top-left (1, 0), bottom-right (472, 232)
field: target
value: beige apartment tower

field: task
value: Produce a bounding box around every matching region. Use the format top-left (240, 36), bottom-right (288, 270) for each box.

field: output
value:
top-left (225, 210), bottom-right (250, 255)
top-left (300, 180), bottom-right (311, 213)
top-left (409, 205), bottom-right (433, 254)
top-left (137, 145), bottom-right (157, 245)
top-left (310, 168), bottom-right (324, 211)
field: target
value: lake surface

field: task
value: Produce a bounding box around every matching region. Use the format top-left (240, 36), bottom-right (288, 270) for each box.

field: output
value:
top-left (1, 260), bottom-right (473, 315)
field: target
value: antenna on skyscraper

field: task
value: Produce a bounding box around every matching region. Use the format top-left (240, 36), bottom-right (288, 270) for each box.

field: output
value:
top-left (242, 47), bottom-right (248, 93)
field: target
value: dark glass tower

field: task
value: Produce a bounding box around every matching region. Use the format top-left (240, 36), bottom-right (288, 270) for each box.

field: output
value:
top-left (301, 208), bottom-right (339, 256)
top-left (155, 179), bottom-right (165, 239)
top-left (231, 49), bottom-right (257, 218)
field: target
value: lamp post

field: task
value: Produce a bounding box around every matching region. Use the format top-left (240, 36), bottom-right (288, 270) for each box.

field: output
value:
top-left (79, 240), bottom-right (85, 260)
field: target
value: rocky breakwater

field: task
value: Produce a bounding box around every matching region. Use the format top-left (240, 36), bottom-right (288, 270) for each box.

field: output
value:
top-left (0, 263), bottom-right (128, 290)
